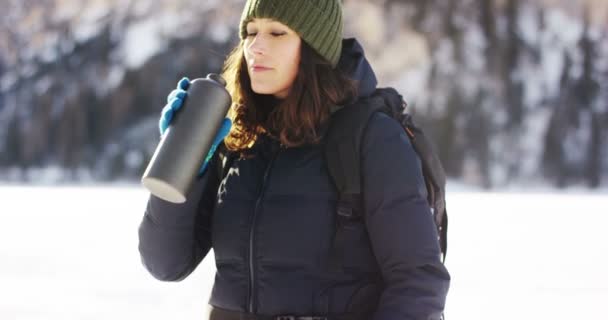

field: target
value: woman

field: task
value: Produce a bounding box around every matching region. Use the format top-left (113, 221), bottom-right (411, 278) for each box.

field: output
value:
top-left (138, 0), bottom-right (450, 319)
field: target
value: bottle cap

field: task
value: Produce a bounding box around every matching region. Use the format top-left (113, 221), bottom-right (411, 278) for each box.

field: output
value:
top-left (208, 73), bottom-right (226, 87)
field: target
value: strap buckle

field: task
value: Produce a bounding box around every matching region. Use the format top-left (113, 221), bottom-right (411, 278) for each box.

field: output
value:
top-left (337, 193), bottom-right (361, 220)
top-left (336, 205), bottom-right (353, 219)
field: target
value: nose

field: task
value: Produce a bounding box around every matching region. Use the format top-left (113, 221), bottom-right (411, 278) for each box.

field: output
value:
top-left (248, 34), bottom-right (268, 56)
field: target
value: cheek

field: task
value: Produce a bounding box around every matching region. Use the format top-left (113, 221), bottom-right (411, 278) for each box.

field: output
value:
top-left (243, 48), bottom-right (252, 66)
top-left (284, 42), bottom-right (301, 78)
top-left (292, 40), bottom-right (301, 65)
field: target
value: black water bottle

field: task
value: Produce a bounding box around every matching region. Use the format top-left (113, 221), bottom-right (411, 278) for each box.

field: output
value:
top-left (141, 73), bottom-right (232, 203)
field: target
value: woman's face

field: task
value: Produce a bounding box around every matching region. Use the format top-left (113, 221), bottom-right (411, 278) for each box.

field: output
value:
top-left (244, 18), bottom-right (302, 99)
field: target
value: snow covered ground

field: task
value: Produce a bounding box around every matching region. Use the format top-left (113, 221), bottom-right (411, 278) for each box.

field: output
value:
top-left (0, 183), bottom-right (606, 320)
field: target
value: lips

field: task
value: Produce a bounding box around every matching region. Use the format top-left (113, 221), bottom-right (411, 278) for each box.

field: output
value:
top-left (252, 64), bottom-right (272, 72)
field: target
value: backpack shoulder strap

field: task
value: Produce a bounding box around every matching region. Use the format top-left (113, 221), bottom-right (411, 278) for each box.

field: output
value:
top-left (324, 94), bottom-right (387, 197)
top-left (324, 88), bottom-right (406, 200)
top-left (324, 93), bottom-right (387, 271)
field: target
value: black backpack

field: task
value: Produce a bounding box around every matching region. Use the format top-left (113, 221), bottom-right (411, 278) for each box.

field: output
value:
top-left (324, 87), bottom-right (448, 269)
top-left (217, 87), bottom-right (448, 266)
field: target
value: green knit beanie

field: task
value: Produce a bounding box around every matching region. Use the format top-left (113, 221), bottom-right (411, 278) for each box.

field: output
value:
top-left (239, 0), bottom-right (344, 68)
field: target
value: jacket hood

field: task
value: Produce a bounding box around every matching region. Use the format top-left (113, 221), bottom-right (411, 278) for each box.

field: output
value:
top-left (324, 38), bottom-right (378, 116)
top-left (313, 38), bottom-right (378, 139)
top-left (336, 38), bottom-right (378, 102)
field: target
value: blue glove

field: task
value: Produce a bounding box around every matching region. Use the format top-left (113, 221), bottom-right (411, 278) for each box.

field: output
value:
top-left (159, 77), bottom-right (232, 176)
top-left (159, 77), bottom-right (191, 135)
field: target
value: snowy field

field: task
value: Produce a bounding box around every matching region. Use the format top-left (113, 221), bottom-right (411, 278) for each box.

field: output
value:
top-left (1, 183), bottom-right (607, 320)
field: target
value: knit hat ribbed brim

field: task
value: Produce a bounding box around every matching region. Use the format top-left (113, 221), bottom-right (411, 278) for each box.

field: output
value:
top-left (239, 0), bottom-right (344, 68)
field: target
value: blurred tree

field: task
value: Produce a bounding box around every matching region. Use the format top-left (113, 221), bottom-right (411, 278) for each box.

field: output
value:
top-left (577, 10), bottom-right (602, 187)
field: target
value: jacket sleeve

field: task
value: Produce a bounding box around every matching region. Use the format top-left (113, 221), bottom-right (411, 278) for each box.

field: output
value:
top-left (361, 113), bottom-right (450, 320)
top-left (137, 145), bottom-right (223, 282)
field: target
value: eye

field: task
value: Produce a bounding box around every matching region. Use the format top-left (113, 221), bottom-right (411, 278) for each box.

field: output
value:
top-left (246, 31), bottom-right (286, 37)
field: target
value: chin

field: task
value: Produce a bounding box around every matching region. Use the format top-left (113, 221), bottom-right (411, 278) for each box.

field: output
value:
top-left (251, 86), bottom-right (277, 96)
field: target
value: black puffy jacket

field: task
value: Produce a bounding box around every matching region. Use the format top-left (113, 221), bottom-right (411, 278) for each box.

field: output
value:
top-left (138, 38), bottom-right (450, 320)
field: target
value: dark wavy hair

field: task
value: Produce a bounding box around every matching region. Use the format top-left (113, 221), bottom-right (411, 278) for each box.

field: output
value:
top-left (220, 39), bottom-right (359, 152)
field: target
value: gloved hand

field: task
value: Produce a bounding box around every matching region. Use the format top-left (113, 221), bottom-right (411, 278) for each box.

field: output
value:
top-left (159, 77), bottom-right (232, 176)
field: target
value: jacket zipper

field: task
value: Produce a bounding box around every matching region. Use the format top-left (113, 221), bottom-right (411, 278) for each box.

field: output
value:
top-left (248, 145), bottom-right (281, 313)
